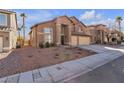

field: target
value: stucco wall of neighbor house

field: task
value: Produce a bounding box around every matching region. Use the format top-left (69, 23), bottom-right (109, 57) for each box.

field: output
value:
top-left (71, 35), bottom-right (91, 46)
top-left (0, 10), bottom-right (17, 51)
top-left (86, 25), bottom-right (109, 44)
top-left (9, 13), bottom-right (17, 49)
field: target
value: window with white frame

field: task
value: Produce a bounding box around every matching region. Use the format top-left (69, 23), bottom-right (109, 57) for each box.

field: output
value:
top-left (0, 13), bottom-right (7, 26)
top-left (43, 28), bottom-right (53, 43)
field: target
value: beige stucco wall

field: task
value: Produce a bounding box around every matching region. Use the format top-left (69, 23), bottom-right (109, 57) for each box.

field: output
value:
top-left (9, 13), bottom-right (17, 49)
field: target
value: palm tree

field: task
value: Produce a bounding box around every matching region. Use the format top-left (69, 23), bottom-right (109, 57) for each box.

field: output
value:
top-left (17, 27), bottom-right (22, 41)
top-left (116, 16), bottom-right (123, 32)
top-left (20, 13), bottom-right (26, 46)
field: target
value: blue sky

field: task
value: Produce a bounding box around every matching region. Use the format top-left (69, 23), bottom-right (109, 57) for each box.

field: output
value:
top-left (11, 9), bottom-right (124, 39)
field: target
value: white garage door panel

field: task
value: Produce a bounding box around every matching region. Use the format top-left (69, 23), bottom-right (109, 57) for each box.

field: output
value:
top-left (0, 37), bottom-right (3, 52)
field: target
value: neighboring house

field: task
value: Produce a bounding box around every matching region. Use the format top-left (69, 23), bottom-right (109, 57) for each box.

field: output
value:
top-left (0, 10), bottom-right (17, 52)
top-left (108, 29), bottom-right (124, 44)
top-left (86, 24), bottom-right (109, 44)
top-left (29, 16), bottom-right (91, 47)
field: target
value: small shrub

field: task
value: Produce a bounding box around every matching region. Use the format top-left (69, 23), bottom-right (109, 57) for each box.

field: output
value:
top-left (16, 45), bottom-right (21, 48)
top-left (103, 41), bottom-right (107, 44)
top-left (55, 53), bottom-right (59, 56)
top-left (45, 42), bottom-right (50, 48)
top-left (64, 53), bottom-right (70, 60)
top-left (54, 53), bottom-right (59, 59)
top-left (117, 40), bottom-right (122, 44)
top-left (112, 38), bottom-right (116, 42)
top-left (121, 36), bottom-right (124, 41)
top-left (39, 42), bottom-right (44, 48)
top-left (50, 43), bottom-right (56, 47)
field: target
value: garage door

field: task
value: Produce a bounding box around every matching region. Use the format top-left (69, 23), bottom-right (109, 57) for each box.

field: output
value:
top-left (71, 36), bottom-right (90, 46)
top-left (71, 36), bottom-right (78, 46)
top-left (79, 36), bottom-right (90, 45)
top-left (0, 37), bottom-right (3, 52)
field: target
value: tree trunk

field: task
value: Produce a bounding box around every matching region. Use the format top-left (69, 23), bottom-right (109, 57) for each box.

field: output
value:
top-left (119, 21), bottom-right (121, 32)
top-left (23, 17), bottom-right (25, 46)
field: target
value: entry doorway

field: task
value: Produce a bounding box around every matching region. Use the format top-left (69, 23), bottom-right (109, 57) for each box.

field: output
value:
top-left (61, 24), bottom-right (69, 45)
top-left (61, 35), bottom-right (64, 45)
top-left (0, 37), bottom-right (3, 52)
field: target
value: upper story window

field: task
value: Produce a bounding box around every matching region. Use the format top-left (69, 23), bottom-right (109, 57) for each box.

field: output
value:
top-left (0, 13), bottom-right (7, 26)
top-left (43, 28), bottom-right (52, 33)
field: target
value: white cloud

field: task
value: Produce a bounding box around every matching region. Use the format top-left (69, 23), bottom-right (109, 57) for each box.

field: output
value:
top-left (27, 10), bottom-right (53, 23)
top-left (79, 10), bottom-right (122, 30)
top-left (96, 14), bottom-right (102, 19)
top-left (80, 10), bottom-right (95, 20)
top-left (79, 10), bottom-right (102, 20)
top-left (89, 18), bottom-right (124, 31)
top-left (90, 18), bottom-right (115, 27)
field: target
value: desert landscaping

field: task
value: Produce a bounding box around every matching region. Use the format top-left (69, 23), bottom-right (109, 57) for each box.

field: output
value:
top-left (0, 46), bottom-right (95, 78)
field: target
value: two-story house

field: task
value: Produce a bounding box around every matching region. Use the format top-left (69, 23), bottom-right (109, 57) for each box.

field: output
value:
top-left (0, 10), bottom-right (17, 52)
top-left (86, 24), bottom-right (109, 44)
top-left (29, 16), bottom-right (91, 47)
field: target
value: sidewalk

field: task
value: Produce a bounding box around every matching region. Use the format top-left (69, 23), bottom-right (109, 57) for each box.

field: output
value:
top-left (0, 45), bottom-right (124, 83)
top-left (0, 51), bottom-right (12, 60)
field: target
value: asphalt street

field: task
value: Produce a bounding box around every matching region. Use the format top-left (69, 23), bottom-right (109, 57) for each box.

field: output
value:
top-left (66, 55), bottom-right (124, 83)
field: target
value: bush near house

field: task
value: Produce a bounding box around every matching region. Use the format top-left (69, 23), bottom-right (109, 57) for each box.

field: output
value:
top-left (39, 42), bottom-right (57, 48)
top-left (45, 42), bottom-right (50, 48)
top-left (112, 38), bottom-right (117, 42)
top-left (50, 43), bottom-right (56, 47)
top-left (16, 45), bottom-right (21, 48)
top-left (16, 36), bottom-right (24, 48)
top-left (39, 42), bottom-right (44, 48)
top-left (117, 40), bottom-right (122, 44)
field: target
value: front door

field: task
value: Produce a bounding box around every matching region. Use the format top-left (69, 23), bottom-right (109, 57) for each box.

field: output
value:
top-left (61, 35), bottom-right (64, 45)
top-left (0, 37), bottom-right (3, 52)
top-left (61, 24), bottom-right (68, 45)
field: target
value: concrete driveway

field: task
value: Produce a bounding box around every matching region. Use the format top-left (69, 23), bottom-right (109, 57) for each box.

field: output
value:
top-left (79, 44), bottom-right (124, 53)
